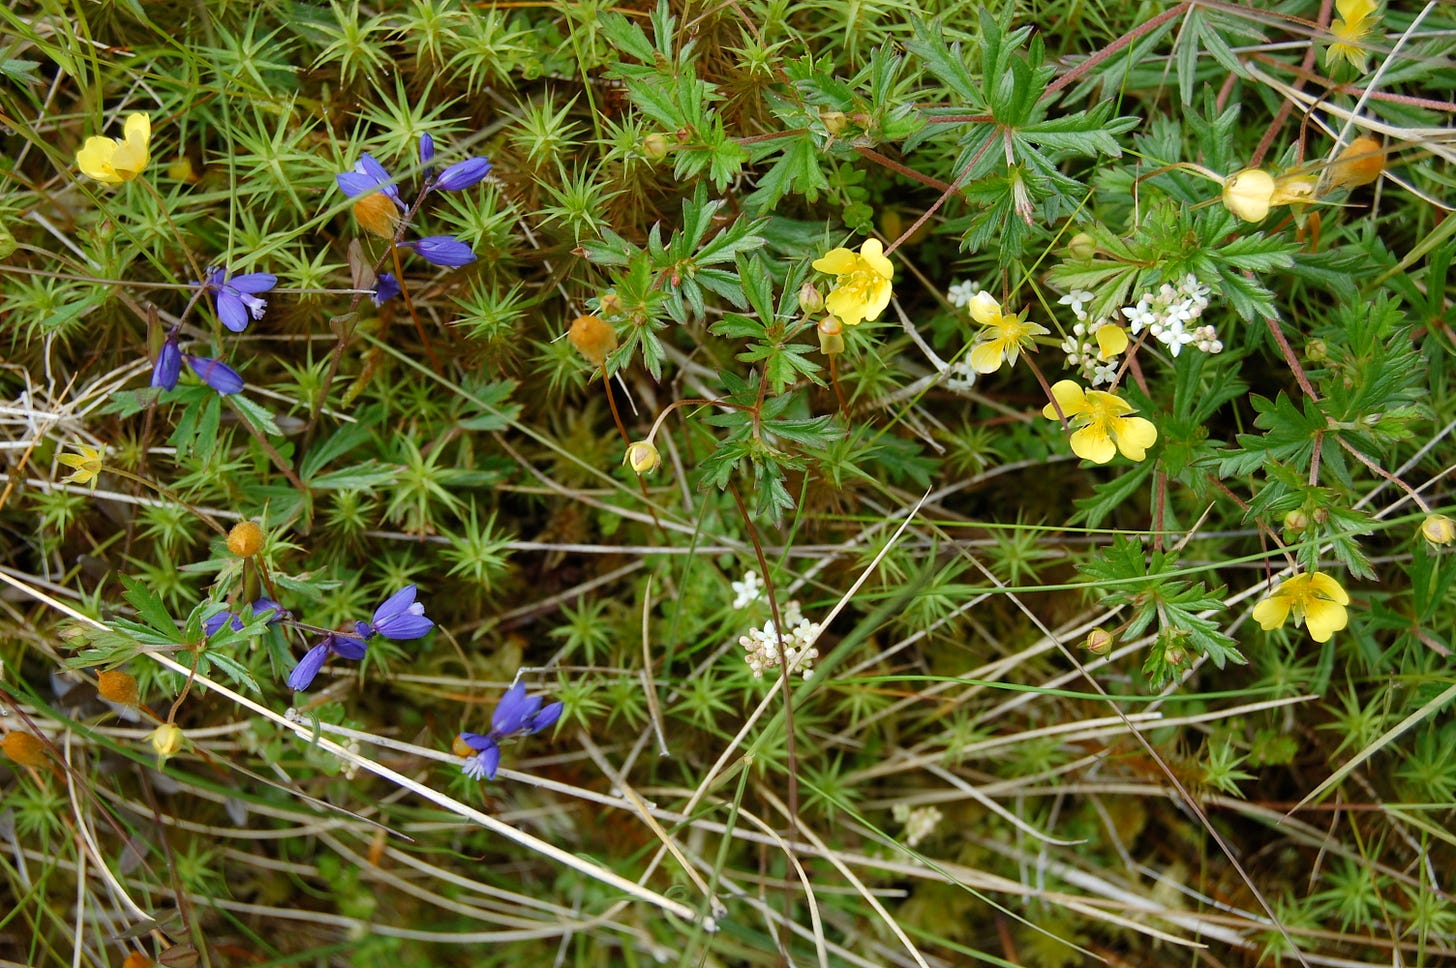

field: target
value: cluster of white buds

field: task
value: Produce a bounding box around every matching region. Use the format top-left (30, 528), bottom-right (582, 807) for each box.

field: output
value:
top-left (740, 600), bottom-right (821, 679)
top-left (892, 803), bottom-right (944, 849)
top-left (1059, 274), bottom-right (1221, 385)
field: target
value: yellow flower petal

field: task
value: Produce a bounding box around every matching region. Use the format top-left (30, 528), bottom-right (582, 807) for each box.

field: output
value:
top-left (1306, 572), bottom-right (1350, 606)
top-left (857, 238), bottom-right (894, 279)
top-left (1110, 415), bottom-right (1158, 462)
top-left (1043, 380), bottom-right (1087, 421)
top-left (969, 341), bottom-right (1006, 374)
top-left (75, 112), bottom-right (152, 184)
top-left (1095, 325), bottom-right (1128, 359)
top-left (1305, 598), bottom-right (1349, 642)
top-left (812, 248), bottom-right (857, 275)
top-left (1252, 594), bottom-right (1290, 631)
top-left (1069, 425), bottom-right (1117, 464)
top-left (1223, 168), bottom-right (1276, 222)
top-left (967, 291), bottom-right (1001, 326)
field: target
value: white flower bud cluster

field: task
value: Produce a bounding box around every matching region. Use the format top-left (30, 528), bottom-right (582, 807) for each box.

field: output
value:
top-left (740, 600), bottom-right (820, 679)
top-left (892, 803), bottom-right (944, 849)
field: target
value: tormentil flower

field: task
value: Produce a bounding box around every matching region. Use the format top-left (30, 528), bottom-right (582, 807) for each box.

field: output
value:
top-left (457, 681), bottom-right (564, 780)
top-left (1042, 380), bottom-right (1158, 464)
top-left (204, 267), bottom-right (278, 333)
top-left (812, 238), bottom-right (894, 327)
top-left (1252, 572), bottom-right (1350, 642)
top-left (76, 112), bottom-right (151, 184)
top-left (58, 444), bottom-right (105, 487)
top-left (1326, 0), bottom-right (1379, 73)
top-left (966, 291), bottom-right (1049, 373)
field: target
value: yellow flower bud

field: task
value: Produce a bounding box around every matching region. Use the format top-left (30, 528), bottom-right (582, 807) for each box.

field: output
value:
top-left (1305, 338), bottom-right (1328, 362)
top-left (3, 731), bottom-right (49, 768)
top-left (1084, 628), bottom-right (1114, 656)
top-left (598, 292), bottom-right (623, 316)
top-left (1421, 514), bottom-right (1455, 546)
top-left (568, 314), bottom-right (618, 365)
top-left (625, 441), bottom-right (660, 474)
top-left (451, 734), bottom-right (475, 757)
top-left (149, 723), bottom-right (184, 757)
top-left (817, 316), bottom-right (844, 355)
top-left (1222, 168), bottom-right (1276, 222)
top-left (227, 520), bottom-right (265, 558)
top-left (97, 669), bottom-right (139, 706)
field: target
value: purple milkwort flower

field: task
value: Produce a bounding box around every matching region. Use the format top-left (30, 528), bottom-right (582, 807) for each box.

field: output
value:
top-left (398, 236), bottom-right (476, 267)
top-left (433, 157), bottom-right (491, 192)
top-left (372, 272), bottom-right (401, 306)
top-left (287, 630), bottom-right (368, 691)
top-left (152, 335), bottom-right (182, 390)
top-left (204, 266), bottom-right (278, 333)
top-left (458, 681), bottom-right (564, 780)
top-left (184, 354), bottom-right (244, 394)
top-left (418, 133), bottom-right (435, 168)
top-left (356, 584), bottom-right (434, 640)
top-left (204, 597), bottom-right (285, 637)
top-left (336, 153), bottom-right (405, 210)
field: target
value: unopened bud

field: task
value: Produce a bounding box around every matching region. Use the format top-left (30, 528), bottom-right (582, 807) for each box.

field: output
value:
top-left (820, 111), bottom-right (847, 136)
top-left (1084, 628), bottom-right (1114, 656)
top-left (568, 314), bottom-right (618, 365)
top-left (598, 292), bottom-right (623, 316)
top-left (1305, 338), bottom-right (1328, 362)
top-left (149, 723), bottom-right (184, 758)
top-left (227, 521), bottom-right (264, 558)
top-left (1222, 168), bottom-right (1276, 222)
top-left (1164, 647), bottom-right (1187, 667)
top-left (1067, 232), bottom-right (1096, 261)
top-left (817, 316), bottom-right (844, 356)
top-left (97, 669), bottom-right (139, 706)
top-left (625, 441), bottom-right (661, 474)
top-left (1421, 514), bottom-right (1455, 546)
top-left (1283, 509), bottom-right (1309, 533)
top-left (451, 734), bottom-right (476, 757)
top-left (798, 281), bottom-right (825, 316)
top-left (642, 133), bottom-right (670, 161)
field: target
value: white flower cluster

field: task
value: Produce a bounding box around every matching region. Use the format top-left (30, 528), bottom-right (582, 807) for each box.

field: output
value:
top-left (946, 279), bottom-right (980, 308)
top-left (740, 600), bottom-right (820, 679)
top-left (731, 569), bottom-right (764, 609)
top-left (1059, 274), bottom-right (1222, 386)
top-left (941, 358), bottom-right (977, 393)
top-left (892, 803), bottom-right (944, 849)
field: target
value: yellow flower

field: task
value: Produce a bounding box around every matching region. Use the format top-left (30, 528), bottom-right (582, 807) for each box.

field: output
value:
top-left (625, 441), bottom-right (660, 474)
top-left (58, 443), bottom-right (105, 487)
top-left (1326, 0), bottom-right (1379, 72)
top-left (968, 297), bottom-right (1049, 374)
top-left (812, 238), bottom-right (894, 327)
top-left (1042, 380), bottom-right (1158, 464)
top-left (76, 112), bottom-right (151, 184)
top-left (1252, 572), bottom-right (1350, 642)
top-left (148, 723), bottom-right (184, 758)
top-left (1222, 168), bottom-right (1276, 222)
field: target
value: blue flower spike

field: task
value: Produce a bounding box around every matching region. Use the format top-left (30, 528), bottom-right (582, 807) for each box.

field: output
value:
top-left (457, 680), bottom-right (563, 781)
top-left (358, 584), bottom-right (434, 640)
top-left (287, 630), bottom-right (368, 691)
top-left (398, 236), bottom-right (477, 268)
top-left (206, 266), bottom-right (278, 333)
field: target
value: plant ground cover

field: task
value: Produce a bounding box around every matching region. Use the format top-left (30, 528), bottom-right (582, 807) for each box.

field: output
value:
top-left (2, 0), bottom-right (1454, 964)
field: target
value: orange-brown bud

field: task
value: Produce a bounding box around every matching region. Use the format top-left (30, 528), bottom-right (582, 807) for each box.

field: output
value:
top-left (97, 669), bottom-right (139, 706)
top-left (1328, 136), bottom-right (1383, 191)
top-left (122, 953), bottom-right (155, 968)
top-left (227, 520), bottom-right (265, 558)
top-left (352, 193), bottom-right (402, 240)
top-left (3, 731), bottom-right (49, 768)
top-left (568, 314), bottom-right (618, 365)
top-left (451, 734), bottom-right (475, 757)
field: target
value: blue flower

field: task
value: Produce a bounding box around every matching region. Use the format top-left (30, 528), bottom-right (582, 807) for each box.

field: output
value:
top-left (372, 272), bottom-right (401, 306)
top-left (398, 236), bottom-right (476, 267)
top-left (418, 133), bottom-right (435, 168)
top-left (356, 585), bottom-right (434, 640)
top-left (336, 153), bottom-right (404, 208)
top-left (457, 681), bottom-right (563, 780)
top-left (152, 335), bottom-right (182, 390)
top-left (205, 266), bottom-right (278, 333)
top-left (433, 157), bottom-right (491, 192)
top-left (204, 597), bottom-right (285, 637)
top-left (287, 630), bottom-right (368, 691)
top-left (184, 355), bottom-right (244, 394)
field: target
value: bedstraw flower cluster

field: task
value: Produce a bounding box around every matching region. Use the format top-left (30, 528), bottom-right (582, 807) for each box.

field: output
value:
top-left (740, 600), bottom-right (821, 679)
top-left (1059, 275), bottom-right (1219, 384)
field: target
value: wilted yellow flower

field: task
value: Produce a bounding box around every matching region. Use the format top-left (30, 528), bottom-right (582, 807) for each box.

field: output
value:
top-left (1326, 0), bottom-right (1379, 72)
top-left (1421, 514), bottom-right (1455, 546)
top-left (3, 731), bottom-right (49, 768)
top-left (812, 238), bottom-right (894, 327)
top-left (625, 441), bottom-right (660, 474)
top-left (227, 520), bottom-right (265, 558)
top-left (1222, 168), bottom-right (1276, 222)
top-left (1042, 380), bottom-right (1158, 464)
top-left (76, 112), bottom-right (151, 184)
top-left (817, 316), bottom-right (844, 355)
top-left (1252, 572), bottom-right (1350, 642)
top-left (567, 314), bottom-right (617, 366)
top-left (353, 192), bottom-right (402, 239)
top-left (968, 294), bottom-right (1048, 374)
top-left (97, 669), bottom-right (139, 707)
top-left (1270, 174), bottom-right (1318, 207)
top-left (148, 723), bottom-right (184, 757)
top-left (1327, 136), bottom-right (1384, 191)
top-left (58, 443), bottom-right (105, 487)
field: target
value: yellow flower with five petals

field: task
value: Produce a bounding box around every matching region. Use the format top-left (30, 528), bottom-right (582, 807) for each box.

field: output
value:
top-left (1042, 380), bottom-right (1157, 464)
top-left (812, 238), bottom-right (894, 327)
top-left (58, 443), bottom-right (105, 487)
top-left (76, 113), bottom-right (151, 184)
top-left (967, 291), bottom-right (1049, 373)
top-left (1252, 572), bottom-right (1350, 642)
